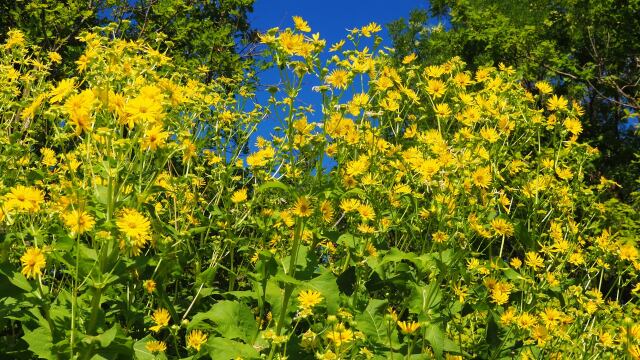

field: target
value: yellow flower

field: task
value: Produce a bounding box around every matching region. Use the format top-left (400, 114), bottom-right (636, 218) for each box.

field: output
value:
top-left (62, 210), bottom-right (95, 234)
top-left (432, 231), bottom-right (448, 244)
top-left (325, 323), bottom-right (353, 347)
top-left (402, 53), bottom-right (417, 64)
top-left (292, 196), bottom-right (313, 217)
top-left (480, 127), bottom-right (500, 143)
top-left (231, 188), bottom-right (248, 204)
top-left (20, 247), bottom-right (46, 279)
top-left (426, 79), bottom-right (446, 98)
top-left (357, 204), bottom-right (375, 221)
top-left (186, 330), bottom-right (208, 351)
top-left (48, 51), bottom-right (62, 63)
top-left (326, 69), bottom-right (350, 90)
top-left (292, 16), bottom-right (311, 32)
top-left (472, 166), bottom-right (492, 189)
top-left (149, 308), bottom-right (170, 332)
top-left (564, 118), bottom-right (583, 135)
top-left (361, 22), bottom-right (381, 37)
top-left (145, 340), bottom-right (167, 353)
top-left (116, 208), bottom-right (151, 252)
top-left (546, 94), bottom-right (568, 111)
top-left (4, 185), bottom-right (45, 213)
top-left (535, 81), bottom-right (553, 95)
top-left (397, 321), bottom-right (421, 335)
top-left (434, 103), bottom-right (451, 117)
top-left (491, 218), bottom-right (514, 237)
top-left (49, 79), bottom-right (75, 104)
top-left (339, 198), bottom-right (361, 212)
top-left (4, 29), bottom-right (26, 48)
top-left (298, 289), bottom-right (323, 310)
top-left (41, 148), bottom-right (57, 167)
top-left (125, 95), bottom-right (164, 127)
top-left (144, 279), bottom-right (156, 294)
top-left (320, 200), bottom-right (334, 223)
top-left (525, 252), bottom-right (544, 271)
top-left (141, 124), bottom-right (169, 151)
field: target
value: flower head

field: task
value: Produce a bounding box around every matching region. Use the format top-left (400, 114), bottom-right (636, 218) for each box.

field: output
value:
top-left (149, 308), bottom-right (170, 332)
top-left (20, 247), bottom-right (46, 279)
top-left (62, 210), bottom-right (95, 234)
top-left (145, 340), bottom-right (166, 353)
top-left (186, 329), bottom-right (208, 351)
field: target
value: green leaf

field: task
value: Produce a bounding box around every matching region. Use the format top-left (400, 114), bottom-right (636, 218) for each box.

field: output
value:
top-left (206, 337), bottom-right (260, 360)
top-left (188, 300), bottom-right (258, 343)
top-left (408, 282), bottom-right (441, 315)
top-left (255, 180), bottom-right (290, 194)
top-left (22, 326), bottom-right (55, 360)
top-left (354, 299), bottom-right (391, 345)
top-left (424, 323), bottom-right (461, 359)
top-left (306, 269), bottom-right (339, 315)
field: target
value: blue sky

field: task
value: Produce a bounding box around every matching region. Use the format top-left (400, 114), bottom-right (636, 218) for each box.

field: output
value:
top-left (250, 0), bottom-right (428, 49)
top-left (247, 0), bottom-right (430, 153)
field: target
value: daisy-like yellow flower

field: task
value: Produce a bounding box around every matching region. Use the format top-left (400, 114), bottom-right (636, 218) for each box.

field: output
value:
top-left (535, 81), bottom-right (553, 95)
top-left (426, 79), bottom-right (446, 98)
top-left (149, 308), bottom-right (170, 332)
top-left (432, 231), bottom-right (448, 244)
top-left (564, 118), bottom-right (583, 135)
top-left (116, 208), bottom-right (151, 252)
top-left (144, 279), bottom-right (156, 294)
top-left (357, 204), bottom-right (375, 221)
top-left (186, 330), bottom-right (208, 351)
top-left (231, 188), bottom-right (248, 204)
top-left (292, 16), bottom-right (311, 32)
top-left (325, 323), bottom-right (353, 347)
top-left (490, 218), bottom-right (514, 237)
top-left (339, 198), bottom-right (361, 212)
top-left (48, 51), bottom-right (62, 63)
top-left (320, 200), bottom-right (334, 223)
top-left (4, 29), bottom-right (26, 49)
top-left (402, 53), bottom-right (417, 64)
top-left (49, 78), bottom-right (75, 104)
top-left (40, 148), bottom-right (57, 167)
top-left (397, 320), bottom-right (421, 335)
top-left (325, 69), bottom-right (350, 90)
top-left (434, 103), bottom-right (451, 117)
top-left (361, 22), bottom-right (382, 37)
top-left (4, 185), bottom-right (45, 213)
top-left (145, 340), bottom-right (167, 353)
top-left (124, 95), bottom-right (164, 127)
top-left (62, 209), bottom-right (95, 234)
top-left (292, 196), bottom-right (313, 217)
top-left (141, 124), bottom-right (169, 151)
top-left (525, 252), bottom-right (544, 271)
top-left (547, 94), bottom-right (568, 112)
top-left (20, 247), bottom-right (46, 279)
top-left (298, 289), bottom-right (323, 310)
top-left (472, 166), bottom-right (492, 189)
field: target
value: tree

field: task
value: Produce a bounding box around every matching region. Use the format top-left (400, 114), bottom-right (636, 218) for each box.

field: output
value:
top-left (388, 0), bottom-right (640, 197)
top-left (0, 0), bottom-right (257, 81)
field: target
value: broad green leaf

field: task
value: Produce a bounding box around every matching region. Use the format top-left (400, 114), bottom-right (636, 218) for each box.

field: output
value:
top-left (424, 323), bottom-right (461, 359)
top-left (354, 299), bottom-right (389, 344)
top-left (408, 282), bottom-right (442, 315)
top-left (206, 337), bottom-right (260, 360)
top-left (22, 326), bottom-right (55, 360)
top-left (188, 300), bottom-right (257, 343)
top-left (306, 269), bottom-right (339, 315)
